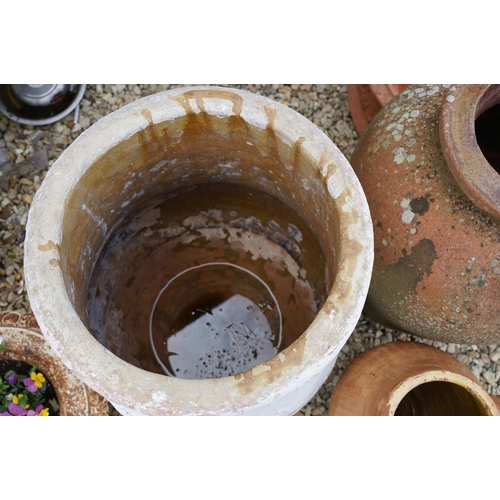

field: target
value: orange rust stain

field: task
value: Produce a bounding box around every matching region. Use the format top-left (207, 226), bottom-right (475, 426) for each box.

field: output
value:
top-left (344, 239), bottom-right (364, 259)
top-left (293, 136), bottom-right (307, 167)
top-left (171, 93), bottom-right (194, 114)
top-left (170, 89), bottom-right (244, 116)
top-left (318, 152), bottom-right (337, 175)
top-left (141, 109), bottom-right (154, 125)
top-left (318, 152), bottom-right (330, 169)
top-left (336, 278), bottom-right (353, 302)
top-left (264, 105), bottom-right (277, 128)
top-left (322, 300), bottom-right (338, 317)
top-left (37, 240), bottom-right (60, 252)
top-left (335, 189), bottom-right (363, 230)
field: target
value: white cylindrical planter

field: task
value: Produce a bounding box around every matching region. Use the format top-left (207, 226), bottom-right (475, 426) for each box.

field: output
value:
top-left (24, 86), bottom-right (373, 415)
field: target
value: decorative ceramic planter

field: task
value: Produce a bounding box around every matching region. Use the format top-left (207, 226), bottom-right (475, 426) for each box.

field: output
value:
top-left (24, 86), bottom-right (374, 415)
top-left (350, 84), bottom-right (500, 344)
top-left (329, 341), bottom-right (500, 416)
top-left (348, 84), bottom-right (408, 135)
top-left (0, 312), bottom-right (108, 416)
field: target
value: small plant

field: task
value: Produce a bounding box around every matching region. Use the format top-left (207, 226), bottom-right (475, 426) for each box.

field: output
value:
top-left (1, 341), bottom-right (50, 416)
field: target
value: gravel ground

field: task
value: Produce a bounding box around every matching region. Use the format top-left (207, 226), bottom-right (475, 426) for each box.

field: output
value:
top-left (1, 84), bottom-right (498, 416)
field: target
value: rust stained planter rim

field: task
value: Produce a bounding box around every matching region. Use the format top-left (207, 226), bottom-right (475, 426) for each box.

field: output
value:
top-left (24, 86), bottom-right (374, 415)
top-left (440, 83), bottom-right (500, 219)
top-left (0, 312), bottom-right (108, 416)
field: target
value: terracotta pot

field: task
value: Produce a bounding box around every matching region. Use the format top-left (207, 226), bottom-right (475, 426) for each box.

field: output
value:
top-left (348, 84), bottom-right (408, 135)
top-left (0, 312), bottom-right (108, 415)
top-left (350, 84), bottom-right (500, 344)
top-left (329, 341), bottom-right (500, 416)
top-left (24, 86), bottom-right (373, 415)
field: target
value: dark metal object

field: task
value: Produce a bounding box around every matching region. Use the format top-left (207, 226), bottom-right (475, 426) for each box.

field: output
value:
top-left (0, 84), bottom-right (86, 125)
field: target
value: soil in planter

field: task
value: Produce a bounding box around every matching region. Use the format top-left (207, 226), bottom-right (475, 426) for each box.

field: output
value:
top-left (1, 360), bottom-right (60, 416)
top-left (87, 182), bottom-right (329, 379)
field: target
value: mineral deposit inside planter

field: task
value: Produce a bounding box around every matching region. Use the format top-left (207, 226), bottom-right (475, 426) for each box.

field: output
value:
top-left (87, 182), bottom-right (328, 378)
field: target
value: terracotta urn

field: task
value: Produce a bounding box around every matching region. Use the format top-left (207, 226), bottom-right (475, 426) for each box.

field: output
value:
top-left (24, 86), bottom-right (374, 415)
top-left (329, 341), bottom-right (500, 416)
top-left (0, 312), bottom-right (108, 416)
top-left (350, 84), bottom-right (500, 344)
top-left (348, 84), bottom-right (408, 135)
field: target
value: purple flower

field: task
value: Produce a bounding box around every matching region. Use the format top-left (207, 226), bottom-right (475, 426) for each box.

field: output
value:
top-left (0, 411), bottom-right (12, 416)
top-left (23, 377), bottom-right (39, 393)
top-left (8, 402), bottom-right (28, 416)
top-left (26, 404), bottom-right (44, 416)
top-left (7, 372), bottom-right (16, 384)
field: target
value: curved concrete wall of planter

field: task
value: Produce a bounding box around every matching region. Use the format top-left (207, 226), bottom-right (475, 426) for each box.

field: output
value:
top-left (24, 86), bottom-right (373, 415)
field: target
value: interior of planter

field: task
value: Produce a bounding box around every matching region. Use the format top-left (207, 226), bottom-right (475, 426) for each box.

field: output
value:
top-left (475, 84), bottom-right (500, 175)
top-left (58, 108), bottom-right (340, 378)
top-left (395, 381), bottom-right (489, 416)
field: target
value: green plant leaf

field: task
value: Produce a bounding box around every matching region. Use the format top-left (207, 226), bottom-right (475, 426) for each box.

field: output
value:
top-left (0, 344), bottom-right (7, 352)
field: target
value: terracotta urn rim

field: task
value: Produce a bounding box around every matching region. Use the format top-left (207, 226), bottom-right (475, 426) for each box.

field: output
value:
top-left (24, 85), bottom-right (374, 415)
top-left (329, 341), bottom-right (500, 416)
top-left (440, 84), bottom-right (500, 219)
top-left (387, 370), bottom-right (498, 416)
top-left (347, 84), bottom-right (408, 136)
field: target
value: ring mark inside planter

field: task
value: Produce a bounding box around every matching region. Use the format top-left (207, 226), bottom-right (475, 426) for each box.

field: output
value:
top-left (87, 183), bottom-right (327, 377)
top-left (150, 262), bottom-right (282, 379)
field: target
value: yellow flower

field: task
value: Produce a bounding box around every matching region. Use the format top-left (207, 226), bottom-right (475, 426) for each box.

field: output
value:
top-left (39, 408), bottom-right (49, 416)
top-left (13, 394), bottom-right (29, 408)
top-left (31, 371), bottom-right (46, 388)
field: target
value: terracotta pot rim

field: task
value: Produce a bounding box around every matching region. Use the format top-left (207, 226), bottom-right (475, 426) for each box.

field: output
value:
top-left (387, 370), bottom-right (499, 416)
top-left (369, 84), bottom-right (405, 107)
top-left (0, 312), bottom-right (108, 415)
top-left (329, 341), bottom-right (500, 416)
top-left (25, 86), bottom-right (374, 415)
top-left (440, 84), bottom-right (500, 219)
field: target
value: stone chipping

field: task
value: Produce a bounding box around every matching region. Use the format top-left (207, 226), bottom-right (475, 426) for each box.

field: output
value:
top-left (0, 84), bottom-right (498, 416)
